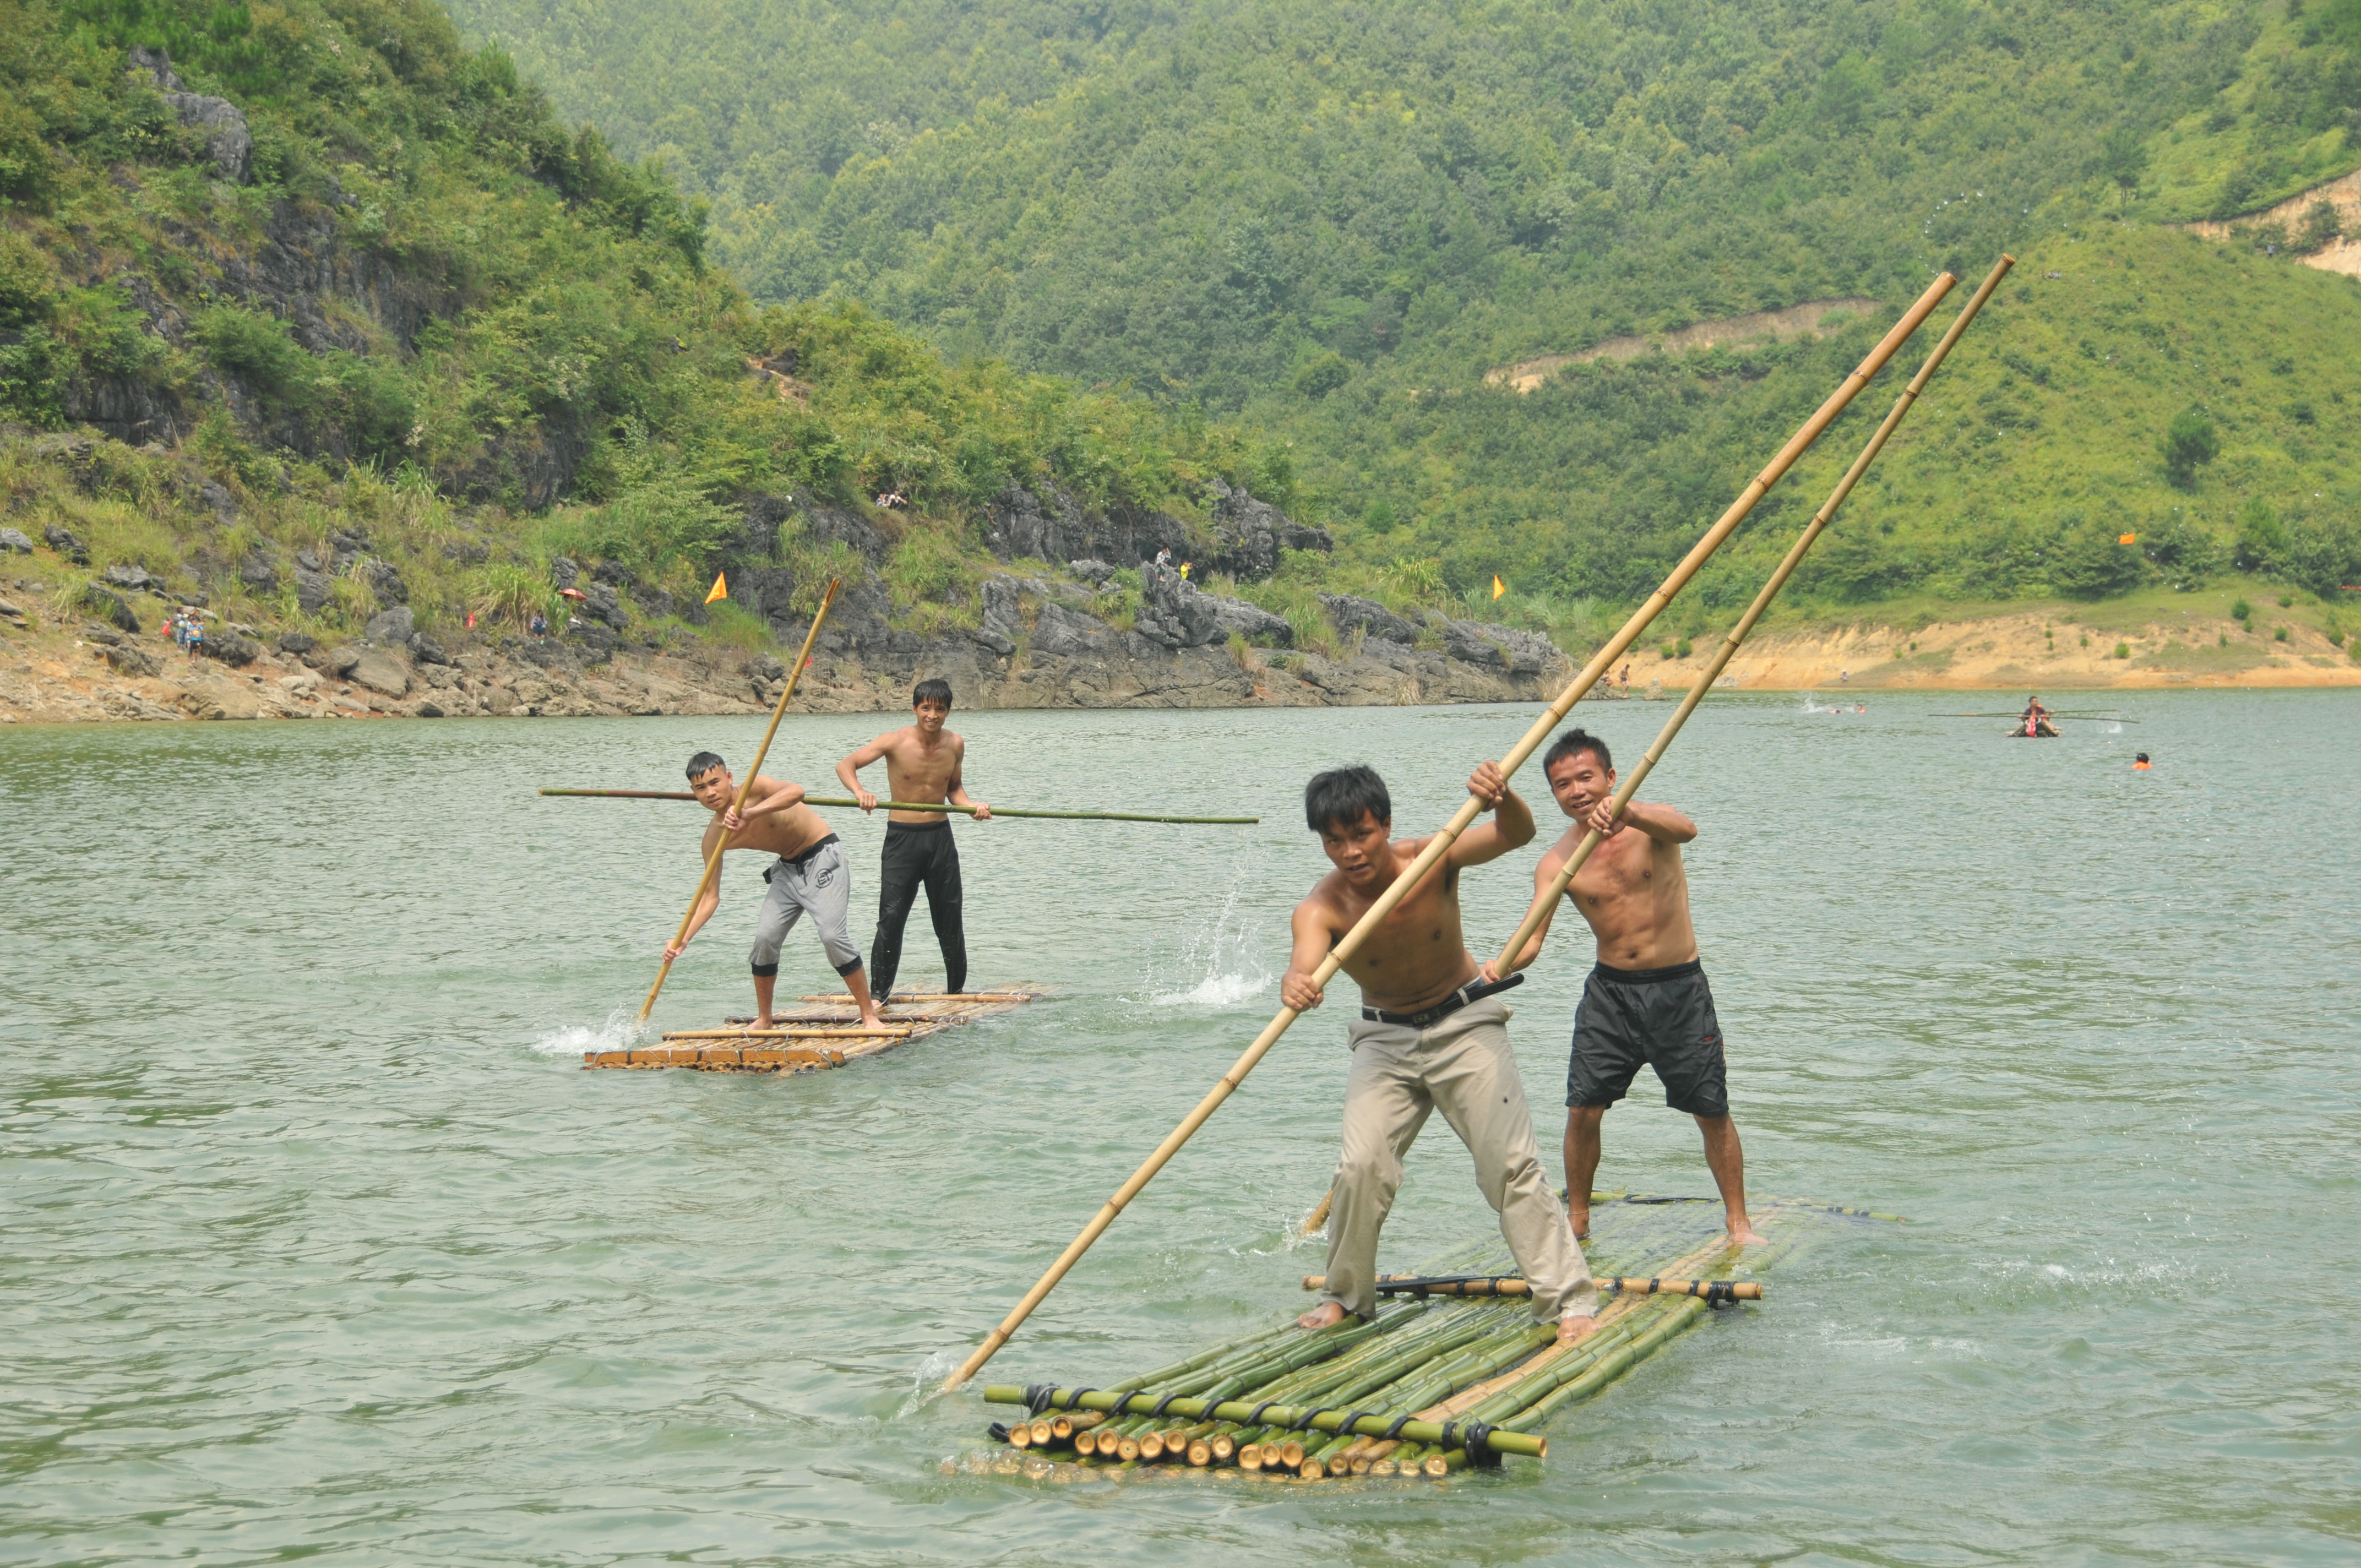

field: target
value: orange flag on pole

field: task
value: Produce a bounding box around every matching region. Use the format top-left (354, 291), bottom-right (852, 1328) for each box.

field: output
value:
top-left (705, 571), bottom-right (728, 604)
top-left (1492, 574), bottom-right (1506, 600)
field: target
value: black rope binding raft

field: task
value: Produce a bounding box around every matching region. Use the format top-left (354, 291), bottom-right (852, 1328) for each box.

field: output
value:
top-left (1244, 1401), bottom-right (1280, 1429)
top-left (1023, 1383), bottom-right (1055, 1416)
top-left (1146, 1392), bottom-right (1182, 1420)
top-left (1291, 1406), bottom-right (1336, 1434)
top-left (1438, 1419), bottom-right (1503, 1468)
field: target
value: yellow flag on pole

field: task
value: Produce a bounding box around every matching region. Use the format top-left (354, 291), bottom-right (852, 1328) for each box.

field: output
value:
top-left (705, 571), bottom-right (728, 605)
top-left (1492, 574), bottom-right (1506, 600)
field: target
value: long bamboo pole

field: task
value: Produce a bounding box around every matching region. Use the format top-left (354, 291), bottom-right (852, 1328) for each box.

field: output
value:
top-left (1490, 255), bottom-right (2012, 978)
top-left (543, 788), bottom-right (1257, 824)
top-left (638, 581), bottom-right (840, 1024)
top-left (938, 274), bottom-right (1956, 1392)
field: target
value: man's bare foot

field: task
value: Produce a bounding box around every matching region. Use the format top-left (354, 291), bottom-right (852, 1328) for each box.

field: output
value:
top-left (1298, 1300), bottom-right (1347, 1331)
top-left (754, 1015), bottom-right (775, 1030)
top-left (1727, 1217), bottom-right (1769, 1246)
top-left (1555, 1314), bottom-right (1599, 1347)
top-left (859, 1009), bottom-right (887, 1031)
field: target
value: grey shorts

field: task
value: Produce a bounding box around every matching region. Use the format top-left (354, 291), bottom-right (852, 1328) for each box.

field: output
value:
top-left (749, 836), bottom-right (863, 977)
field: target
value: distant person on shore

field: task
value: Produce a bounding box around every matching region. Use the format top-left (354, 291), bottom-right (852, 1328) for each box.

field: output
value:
top-left (837, 678), bottom-right (990, 999)
top-left (1154, 546), bottom-right (1173, 570)
top-left (666, 751), bottom-right (885, 1031)
top-left (1288, 762), bottom-right (1599, 1347)
top-left (1484, 728), bottom-right (1766, 1249)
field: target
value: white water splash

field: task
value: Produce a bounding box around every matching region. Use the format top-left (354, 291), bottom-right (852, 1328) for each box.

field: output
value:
top-left (901, 1348), bottom-right (962, 1417)
top-left (1134, 864), bottom-right (1270, 1008)
top-left (1799, 693), bottom-right (1864, 715)
top-left (2103, 721), bottom-right (2123, 734)
top-left (528, 1006), bottom-right (648, 1057)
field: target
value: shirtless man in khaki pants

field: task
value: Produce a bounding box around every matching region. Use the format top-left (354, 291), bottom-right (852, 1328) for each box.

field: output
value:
top-left (1486, 728), bottom-right (1765, 1247)
top-left (1285, 761), bottom-right (1599, 1347)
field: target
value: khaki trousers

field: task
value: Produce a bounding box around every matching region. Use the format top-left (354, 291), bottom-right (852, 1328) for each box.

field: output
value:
top-left (1319, 996), bottom-right (1597, 1324)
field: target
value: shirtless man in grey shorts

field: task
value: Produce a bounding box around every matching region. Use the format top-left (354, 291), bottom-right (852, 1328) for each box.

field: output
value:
top-left (1485, 728), bottom-right (1764, 1247)
top-left (666, 750), bottom-right (886, 1030)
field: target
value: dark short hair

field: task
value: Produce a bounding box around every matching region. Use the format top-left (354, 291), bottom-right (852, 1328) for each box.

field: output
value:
top-left (1305, 764), bottom-right (1391, 835)
top-left (1543, 728), bottom-right (1612, 776)
top-left (686, 750), bottom-right (726, 781)
top-left (912, 677), bottom-right (953, 707)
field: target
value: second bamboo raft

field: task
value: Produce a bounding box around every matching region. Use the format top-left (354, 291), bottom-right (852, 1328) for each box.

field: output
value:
top-left (584, 986), bottom-right (1043, 1074)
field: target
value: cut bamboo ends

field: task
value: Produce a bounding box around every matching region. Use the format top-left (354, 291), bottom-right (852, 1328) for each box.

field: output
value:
top-left (1298, 1273), bottom-right (1764, 1302)
top-left (639, 581), bottom-right (839, 1024)
top-left (938, 277), bottom-right (1956, 1395)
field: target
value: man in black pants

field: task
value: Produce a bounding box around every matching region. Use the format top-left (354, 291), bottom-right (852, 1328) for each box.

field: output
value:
top-left (836, 678), bottom-right (990, 998)
top-left (1484, 729), bottom-right (1765, 1248)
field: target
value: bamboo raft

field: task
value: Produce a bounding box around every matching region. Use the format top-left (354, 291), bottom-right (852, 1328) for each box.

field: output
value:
top-left (960, 1193), bottom-right (1894, 1484)
top-left (583, 987), bottom-right (1043, 1074)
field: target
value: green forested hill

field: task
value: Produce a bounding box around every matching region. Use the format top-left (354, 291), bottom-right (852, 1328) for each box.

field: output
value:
top-left (440, 0), bottom-right (2361, 618)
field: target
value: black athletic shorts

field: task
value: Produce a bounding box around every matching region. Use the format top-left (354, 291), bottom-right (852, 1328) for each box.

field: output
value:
top-left (1565, 959), bottom-right (1730, 1118)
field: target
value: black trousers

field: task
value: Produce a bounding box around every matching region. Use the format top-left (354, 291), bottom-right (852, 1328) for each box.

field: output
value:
top-left (871, 819), bottom-right (966, 996)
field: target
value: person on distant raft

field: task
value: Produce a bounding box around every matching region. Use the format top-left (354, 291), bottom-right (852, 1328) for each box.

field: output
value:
top-left (666, 750), bottom-right (885, 1031)
top-left (836, 678), bottom-right (991, 999)
top-left (1288, 763), bottom-right (1599, 1347)
top-left (1483, 729), bottom-right (1767, 1249)
top-left (2021, 694), bottom-right (2054, 737)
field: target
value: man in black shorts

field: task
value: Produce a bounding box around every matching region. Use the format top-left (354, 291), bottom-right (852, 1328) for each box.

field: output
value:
top-left (1484, 729), bottom-right (1765, 1246)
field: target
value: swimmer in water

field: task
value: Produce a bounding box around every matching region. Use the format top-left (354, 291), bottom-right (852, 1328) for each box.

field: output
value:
top-left (2133, 753), bottom-right (2151, 770)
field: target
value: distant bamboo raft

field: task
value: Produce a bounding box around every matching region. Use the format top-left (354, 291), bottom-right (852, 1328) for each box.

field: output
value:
top-left (583, 986), bottom-right (1042, 1074)
top-left (957, 1195), bottom-right (1888, 1484)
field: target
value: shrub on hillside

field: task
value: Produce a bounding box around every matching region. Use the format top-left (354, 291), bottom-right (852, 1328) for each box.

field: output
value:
top-left (2052, 516), bottom-right (2147, 600)
top-left (2159, 408), bottom-right (2219, 488)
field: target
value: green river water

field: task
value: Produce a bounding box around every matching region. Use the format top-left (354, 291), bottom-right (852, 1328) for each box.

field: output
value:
top-left (2, 693), bottom-right (2354, 1565)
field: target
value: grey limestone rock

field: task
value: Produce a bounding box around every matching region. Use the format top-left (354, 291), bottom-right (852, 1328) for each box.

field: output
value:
top-left (349, 646), bottom-right (410, 696)
top-left (130, 48), bottom-right (252, 183)
top-left (363, 605), bottom-right (415, 646)
top-left (105, 641), bottom-right (162, 677)
top-left (1320, 594), bottom-right (1418, 644)
top-left (46, 525), bottom-right (90, 564)
top-left (80, 584), bottom-right (140, 633)
top-left (362, 557), bottom-right (406, 603)
top-left (1067, 558), bottom-right (1116, 583)
top-left (276, 631), bottom-right (317, 656)
top-left (326, 645), bottom-right (363, 677)
top-left (411, 636), bottom-right (453, 666)
top-left (202, 630), bottom-right (263, 667)
top-left (237, 546), bottom-right (278, 591)
top-left (199, 480), bottom-right (238, 524)
top-left (1435, 616), bottom-right (1554, 676)
top-left (102, 563), bottom-right (154, 592)
top-left (1205, 478), bottom-right (1333, 581)
top-left (1031, 602), bottom-right (1113, 658)
top-left (1210, 596), bottom-right (1294, 647)
top-left (81, 623), bottom-right (124, 645)
top-left (1138, 560), bottom-right (1225, 649)
top-left (0, 527), bottom-right (32, 553)
top-left (582, 581), bottom-right (630, 629)
top-left (591, 559), bottom-right (634, 586)
top-left (978, 576), bottom-right (1022, 656)
top-left (293, 567), bottom-right (334, 614)
top-left (550, 556), bottom-right (580, 589)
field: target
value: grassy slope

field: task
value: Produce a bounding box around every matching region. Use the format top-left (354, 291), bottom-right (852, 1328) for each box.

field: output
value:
top-left (1, 0), bottom-right (1367, 657)
top-left (440, 0), bottom-right (2361, 624)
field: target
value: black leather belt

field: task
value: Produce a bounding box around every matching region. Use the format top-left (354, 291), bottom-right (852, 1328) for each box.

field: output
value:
top-left (1361, 972), bottom-right (1522, 1028)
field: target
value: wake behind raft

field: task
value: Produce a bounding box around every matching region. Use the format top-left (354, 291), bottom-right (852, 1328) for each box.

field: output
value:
top-left (958, 1194), bottom-right (1898, 1483)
